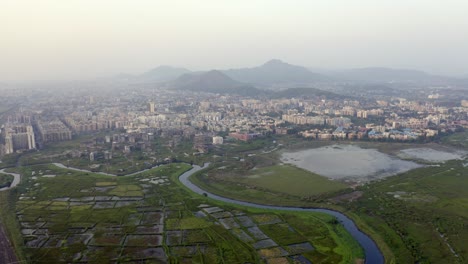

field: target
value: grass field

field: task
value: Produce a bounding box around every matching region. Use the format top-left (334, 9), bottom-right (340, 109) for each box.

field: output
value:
top-left (240, 165), bottom-right (347, 197)
top-left (441, 131), bottom-right (468, 149)
top-left (341, 159), bottom-right (468, 263)
top-left (187, 138), bottom-right (468, 263)
top-left (0, 173), bottom-right (14, 187)
top-left (6, 133), bottom-right (461, 263)
top-left (0, 190), bottom-right (27, 263)
top-left (0, 162), bottom-right (365, 263)
top-left (191, 162), bottom-right (348, 207)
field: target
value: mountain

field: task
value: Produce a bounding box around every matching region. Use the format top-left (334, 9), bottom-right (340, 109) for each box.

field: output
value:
top-left (169, 70), bottom-right (263, 96)
top-left (114, 62), bottom-right (468, 89)
top-left (223, 59), bottom-right (329, 86)
top-left (138, 65), bottom-right (191, 82)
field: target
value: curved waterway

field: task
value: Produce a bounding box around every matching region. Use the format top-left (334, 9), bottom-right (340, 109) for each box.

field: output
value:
top-left (0, 169), bottom-right (21, 191)
top-left (179, 164), bottom-right (384, 264)
top-left (0, 162), bottom-right (384, 263)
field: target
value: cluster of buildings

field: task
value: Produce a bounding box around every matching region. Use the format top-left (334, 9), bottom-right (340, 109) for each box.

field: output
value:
top-left (0, 123), bottom-right (36, 155)
top-left (36, 119), bottom-right (72, 143)
top-left (0, 86), bottom-right (467, 157)
top-left (299, 126), bottom-right (438, 141)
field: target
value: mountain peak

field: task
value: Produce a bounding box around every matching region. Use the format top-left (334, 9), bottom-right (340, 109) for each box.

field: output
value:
top-left (169, 69), bottom-right (261, 96)
top-left (263, 59), bottom-right (289, 67)
top-left (223, 59), bottom-right (328, 84)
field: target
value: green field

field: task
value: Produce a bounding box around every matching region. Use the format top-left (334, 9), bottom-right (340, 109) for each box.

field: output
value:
top-left (0, 162), bottom-right (364, 263)
top-left (188, 138), bottom-right (468, 263)
top-left (191, 162), bottom-right (348, 207)
top-left (340, 159), bottom-right (468, 263)
top-left (0, 173), bottom-right (14, 187)
top-left (240, 165), bottom-right (347, 197)
top-left (441, 131), bottom-right (468, 149)
top-left (5, 132), bottom-right (464, 263)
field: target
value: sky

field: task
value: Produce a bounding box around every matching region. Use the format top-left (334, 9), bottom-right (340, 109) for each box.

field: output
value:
top-left (1, 0), bottom-right (468, 81)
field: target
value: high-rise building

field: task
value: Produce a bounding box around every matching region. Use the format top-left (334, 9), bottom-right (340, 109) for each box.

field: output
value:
top-left (2, 124), bottom-right (36, 154)
top-left (36, 120), bottom-right (72, 143)
top-left (149, 102), bottom-right (155, 113)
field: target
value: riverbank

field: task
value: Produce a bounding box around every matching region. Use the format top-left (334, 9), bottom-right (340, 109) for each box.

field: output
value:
top-left (1, 161), bottom-right (384, 263)
top-left (6, 161), bottom-right (370, 263)
top-left (179, 164), bottom-right (384, 264)
top-left (46, 162), bottom-right (385, 263)
top-left (0, 169), bottom-right (21, 192)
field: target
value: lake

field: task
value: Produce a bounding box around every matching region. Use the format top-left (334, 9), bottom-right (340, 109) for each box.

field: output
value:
top-left (399, 148), bottom-right (466, 162)
top-left (281, 145), bottom-right (422, 182)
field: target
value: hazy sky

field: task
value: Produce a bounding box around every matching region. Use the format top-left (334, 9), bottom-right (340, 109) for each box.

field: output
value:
top-left (1, 0), bottom-right (468, 81)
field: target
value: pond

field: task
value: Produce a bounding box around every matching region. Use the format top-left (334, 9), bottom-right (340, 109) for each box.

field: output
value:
top-left (281, 145), bottom-right (422, 181)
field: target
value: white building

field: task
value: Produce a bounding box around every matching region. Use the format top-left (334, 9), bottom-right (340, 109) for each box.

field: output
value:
top-left (212, 136), bottom-right (224, 145)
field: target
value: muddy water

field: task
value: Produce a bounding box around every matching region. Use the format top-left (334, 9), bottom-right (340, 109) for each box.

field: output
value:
top-left (399, 148), bottom-right (466, 162)
top-left (281, 145), bottom-right (421, 181)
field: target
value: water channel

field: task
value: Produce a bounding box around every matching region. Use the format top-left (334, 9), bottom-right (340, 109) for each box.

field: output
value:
top-left (0, 169), bottom-right (21, 191)
top-left (0, 162), bottom-right (384, 263)
top-left (179, 164), bottom-right (384, 264)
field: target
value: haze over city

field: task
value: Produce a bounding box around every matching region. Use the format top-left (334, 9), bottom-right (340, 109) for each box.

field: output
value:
top-left (1, 1), bottom-right (467, 264)
top-left (2, 0), bottom-right (468, 81)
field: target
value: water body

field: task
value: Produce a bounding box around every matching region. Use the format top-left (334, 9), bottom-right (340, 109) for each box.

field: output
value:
top-left (0, 169), bottom-right (21, 191)
top-left (0, 161), bottom-right (384, 262)
top-left (281, 145), bottom-right (421, 181)
top-left (179, 164), bottom-right (384, 264)
top-left (399, 148), bottom-right (466, 162)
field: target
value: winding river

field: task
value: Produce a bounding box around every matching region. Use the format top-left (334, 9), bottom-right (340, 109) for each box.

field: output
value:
top-left (0, 169), bottom-right (21, 191)
top-left (0, 162), bottom-right (384, 263)
top-left (179, 164), bottom-right (384, 264)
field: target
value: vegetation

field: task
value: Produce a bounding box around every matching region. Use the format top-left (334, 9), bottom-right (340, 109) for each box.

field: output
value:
top-left (0, 161), bottom-right (364, 263)
top-left (4, 129), bottom-right (464, 263)
top-left (0, 173), bottom-right (14, 188)
top-left (441, 131), bottom-right (468, 149)
top-left (239, 165), bottom-right (346, 196)
top-left (188, 137), bottom-right (468, 263)
top-left (0, 190), bottom-right (27, 262)
top-left (192, 163), bottom-right (347, 206)
top-left (338, 160), bottom-right (468, 263)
